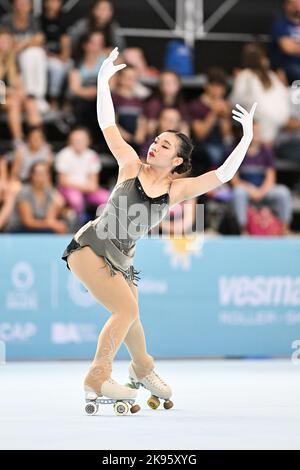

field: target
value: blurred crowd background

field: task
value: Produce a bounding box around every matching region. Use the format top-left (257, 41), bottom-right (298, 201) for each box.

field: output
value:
top-left (1, 0), bottom-right (300, 236)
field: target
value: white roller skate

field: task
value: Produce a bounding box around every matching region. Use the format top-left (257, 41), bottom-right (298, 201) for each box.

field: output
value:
top-left (84, 378), bottom-right (140, 416)
top-left (128, 363), bottom-right (174, 410)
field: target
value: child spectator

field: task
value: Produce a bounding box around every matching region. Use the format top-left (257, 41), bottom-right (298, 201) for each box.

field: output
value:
top-left (230, 43), bottom-right (290, 145)
top-left (271, 0), bottom-right (300, 84)
top-left (112, 65), bottom-right (147, 152)
top-left (145, 70), bottom-right (190, 137)
top-left (69, 31), bottom-right (107, 136)
top-left (1, 0), bottom-right (48, 113)
top-left (68, 0), bottom-right (125, 55)
top-left (0, 28), bottom-right (41, 147)
top-left (11, 161), bottom-right (67, 233)
top-left (189, 67), bottom-right (232, 170)
top-left (231, 121), bottom-right (292, 234)
top-left (11, 126), bottom-right (53, 182)
top-left (55, 127), bottom-right (110, 223)
top-left (40, 0), bottom-right (72, 107)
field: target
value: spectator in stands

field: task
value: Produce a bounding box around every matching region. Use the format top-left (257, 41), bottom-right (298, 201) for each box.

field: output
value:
top-left (55, 127), bottom-right (110, 224)
top-left (140, 107), bottom-right (182, 158)
top-left (145, 70), bottom-right (190, 137)
top-left (40, 0), bottom-right (72, 108)
top-left (230, 43), bottom-right (290, 145)
top-left (271, 0), bottom-right (300, 84)
top-left (69, 31), bottom-right (107, 137)
top-left (10, 161), bottom-right (67, 233)
top-left (112, 65), bottom-right (147, 152)
top-left (0, 179), bottom-right (22, 231)
top-left (275, 83), bottom-right (300, 161)
top-left (11, 125), bottom-right (53, 182)
top-left (1, 0), bottom-right (48, 113)
top-left (122, 48), bottom-right (159, 98)
top-left (231, 121), bottom-right (292, 234)
top-left (189, 67), bottom-right (232, 169)
top-left (68, 0), bottom-right (125, 55)
top-left (0, 28), bottom-right (41, 147)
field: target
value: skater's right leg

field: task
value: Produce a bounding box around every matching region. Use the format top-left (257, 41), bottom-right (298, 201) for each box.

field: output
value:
top-left (67, 246), bottom-right (139, 397)
top-left (124, 280), bottom-right (155, 379)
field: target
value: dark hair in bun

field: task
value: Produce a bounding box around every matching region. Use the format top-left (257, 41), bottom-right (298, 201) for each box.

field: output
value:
top-left (166, 130), bottom-right (194, 175)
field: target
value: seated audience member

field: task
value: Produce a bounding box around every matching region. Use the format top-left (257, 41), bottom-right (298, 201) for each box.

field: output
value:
top-left (68, 0), bottom-right (125, 55)
top-left (275, 83), bottom-right (300, 161)
top-left (9, 161), bottom-right (67, 233)
top-left (11, 126), bottom-right (53, 182)
top-left (230, 43), bottom-right (290, 145)
top-left (145, 70), bottom-right (190, 136)
top-left (112, 65), bottom-right (147, 152)
top-left (271, 0), bottom-right (300, 84)
top-left (40, 0), bottom-right (72, 107)
top-left (140, 107), bottom-right (182, 159)
top-left (0, 28), bottom-right (41, 147)
top-left (122, 48), bottom-right (159, 98)
top-left (0, 179), bottom-right (22, 231)
top-left (1, 0), bottom-right (48, 113)
top-left (55, 127), bottom-right (110, 224)
top-left (231, 122), bottom-right (292, 234)
top-left (189, 67), bottom-right (232, 169)
top-left (69, 31), bottom-right (107, 137)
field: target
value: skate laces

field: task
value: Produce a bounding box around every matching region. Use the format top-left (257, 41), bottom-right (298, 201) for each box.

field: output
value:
top-left (146, 370), bottom-right (167, 388)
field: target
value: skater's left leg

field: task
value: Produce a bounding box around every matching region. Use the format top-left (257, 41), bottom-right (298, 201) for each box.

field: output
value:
top-left (124, 280), bottom-right (155, 380)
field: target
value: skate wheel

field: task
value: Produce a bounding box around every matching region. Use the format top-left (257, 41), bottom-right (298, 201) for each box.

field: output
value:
top-left (147, 396), bottom-right (160, 410)
top-left (163, 399), bottom-right (174, 410)
top-left (85, 401), bottom-right (98, 415)
top-left (130, 404), bottom-right (141, 414)
top-left (114, 401), bottom-right (129, 416)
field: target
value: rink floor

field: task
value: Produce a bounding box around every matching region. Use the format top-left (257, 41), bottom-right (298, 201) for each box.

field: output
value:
top-left (0, 359), bottom-right (299, 450)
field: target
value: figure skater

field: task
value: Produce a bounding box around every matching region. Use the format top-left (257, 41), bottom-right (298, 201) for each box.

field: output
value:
top-left (61, 47), bottom-right (257, 412)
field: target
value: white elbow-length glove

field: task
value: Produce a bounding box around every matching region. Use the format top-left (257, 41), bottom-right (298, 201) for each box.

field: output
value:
top-left (97, 46), bottom-right (127, 130)
top-left (215, 102), bottom-right (258, 183)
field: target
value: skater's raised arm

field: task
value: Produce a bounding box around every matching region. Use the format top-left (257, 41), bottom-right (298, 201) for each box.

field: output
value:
top-left (169, 103), bottom-right (257, 206)
top-left (97, 47), bottom-right (140, 168)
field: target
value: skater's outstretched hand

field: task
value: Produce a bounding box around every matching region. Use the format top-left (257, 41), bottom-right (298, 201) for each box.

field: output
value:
top-left (98, 47), bottom-right (127, 83)
top-left (231, 102), bottom-right (257, 139)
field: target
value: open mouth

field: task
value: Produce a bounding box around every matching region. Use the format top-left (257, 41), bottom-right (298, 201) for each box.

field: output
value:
top-left (149, 151), bottom-right (155, 157)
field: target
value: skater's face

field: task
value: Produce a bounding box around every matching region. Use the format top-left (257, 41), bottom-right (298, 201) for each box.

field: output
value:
top-left (147, 131), bottom-right (183, 170)
top-left (69, 130), bottom-right (90, 153)
top-left (158, 108), bottom-right (181, 133)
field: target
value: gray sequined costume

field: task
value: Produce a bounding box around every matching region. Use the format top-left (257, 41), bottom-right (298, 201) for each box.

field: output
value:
top-left (62, 163), bottom-right (171, 286)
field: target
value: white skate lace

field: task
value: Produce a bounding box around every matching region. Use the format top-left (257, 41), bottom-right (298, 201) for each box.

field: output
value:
top-left (145, 371), bottom-right (167, 388)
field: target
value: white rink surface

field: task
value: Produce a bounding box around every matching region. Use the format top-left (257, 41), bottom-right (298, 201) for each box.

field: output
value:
top-left (0, 359), bottom-right (299, 450)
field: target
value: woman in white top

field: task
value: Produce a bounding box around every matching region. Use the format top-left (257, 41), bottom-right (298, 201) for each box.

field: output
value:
top-left (230, 43), bottom-right (290, 145)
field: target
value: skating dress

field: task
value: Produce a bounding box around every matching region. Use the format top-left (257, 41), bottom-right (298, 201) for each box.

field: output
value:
top-left (61, 162), bottom-right (171, 286)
